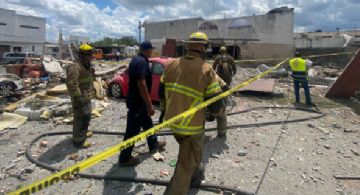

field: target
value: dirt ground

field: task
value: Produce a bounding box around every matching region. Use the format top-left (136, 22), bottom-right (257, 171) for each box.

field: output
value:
top-left (1, 65), bottom-right (360, 195)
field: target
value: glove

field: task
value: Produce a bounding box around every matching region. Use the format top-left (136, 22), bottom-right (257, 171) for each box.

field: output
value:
top-left (205, 109), bottom-right (216, 122)
top-left (72, 97), bottom-right (83, 110)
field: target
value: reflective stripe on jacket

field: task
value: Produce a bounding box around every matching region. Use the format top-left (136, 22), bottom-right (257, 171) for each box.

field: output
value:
top-left (163, 51), bottom-right (221, 135)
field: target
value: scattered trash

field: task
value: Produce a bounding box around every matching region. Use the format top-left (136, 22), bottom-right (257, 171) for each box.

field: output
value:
top-left (153, 152), bottom-right (165, 161)
top-left (159, 170), bottom-right (169, 177)
top-left (169, 159), bottom-right (177, 167)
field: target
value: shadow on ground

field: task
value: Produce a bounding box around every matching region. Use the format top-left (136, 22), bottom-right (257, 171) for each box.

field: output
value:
top-left (38, 138), bottom-right (80, 165)
top-left (102, 164), bottom-right (139, 195)
top-left (327, 97), bottom-right (360, 115)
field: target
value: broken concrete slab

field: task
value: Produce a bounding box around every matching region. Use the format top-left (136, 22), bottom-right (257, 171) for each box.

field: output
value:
top-left (239, 79), bottom-right (275, 93)
top-left (0, 112), bottom-right (27, 131)
top-left (46, 84), bottom-right (68, 95)
top-left (257, 64), bottom-right (289, 78)
top-left (326, 50), bottom-right (360, 98)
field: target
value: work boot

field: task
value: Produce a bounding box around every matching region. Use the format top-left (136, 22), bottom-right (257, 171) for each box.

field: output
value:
top-left (306, 102), bottom-right (317, 107)
top-left (191, 165), bottom-right (205, 186)
top-left (217, 132), bottom-right (227, 139)
top-left (73, 141), bottom-right (91, 149)
top-left (86, 131), bottom-right (93, 138)
top-left (119, 156), bottom-right (140, 167)
top-left (149, 140), bottom-right (167, 154)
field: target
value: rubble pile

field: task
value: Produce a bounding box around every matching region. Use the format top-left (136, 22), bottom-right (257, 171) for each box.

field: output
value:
top-left (0, 56), bottom-right (129, 130)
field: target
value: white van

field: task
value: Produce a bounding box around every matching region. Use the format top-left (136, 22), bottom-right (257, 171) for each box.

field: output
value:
top-left (2, 52), bottom-right (37, 58)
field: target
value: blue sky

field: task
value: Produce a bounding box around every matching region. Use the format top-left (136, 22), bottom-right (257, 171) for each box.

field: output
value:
top-left (1, 0), bottom-right (359, 42)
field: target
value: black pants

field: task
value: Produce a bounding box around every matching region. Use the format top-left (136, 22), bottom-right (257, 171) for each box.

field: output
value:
top-left (119, 103), bottom-right (158, 162)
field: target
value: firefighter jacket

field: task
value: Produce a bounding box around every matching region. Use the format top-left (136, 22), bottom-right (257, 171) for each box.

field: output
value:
top-left (162, 51), bottom-right (222, 135)
top-left (66, 61), bottom-right (94, 102)
top-left (213, 53), bottom-right (237, 84)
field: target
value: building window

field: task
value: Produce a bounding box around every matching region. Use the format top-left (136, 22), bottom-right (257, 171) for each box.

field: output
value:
top-left (229, 19), bottom-right (252, 29)
top-left (0, 22), bottom-right (6, 26)
top-left (13, 47), bottom-right (22, 52)
top-left (199, 21), bottom-right (218, 30)
top-left (20, 25), bottom-right (40, 29)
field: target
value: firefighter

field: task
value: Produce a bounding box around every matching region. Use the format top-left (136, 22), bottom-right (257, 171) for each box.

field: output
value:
top-left (66, 44), bottom-right (95, 148)
top-left (213, 46), bottom-right (237, 87)
top-left (161, 32), bottom-right (225, 195)
top-left (289, 51), bottom-right (314, 106)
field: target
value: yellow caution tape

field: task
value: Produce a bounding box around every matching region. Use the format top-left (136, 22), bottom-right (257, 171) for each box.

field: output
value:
top-left (207, 51), bottom-right (356, 63)
top-left (8, 58), bottom-right (289, 195)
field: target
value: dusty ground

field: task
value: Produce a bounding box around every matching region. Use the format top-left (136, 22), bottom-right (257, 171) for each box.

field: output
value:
top-left (1, 65), bottom-right (360, 195)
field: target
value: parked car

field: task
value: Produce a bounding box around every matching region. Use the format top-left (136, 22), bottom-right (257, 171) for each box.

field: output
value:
top-left (2, 52), bottom-right (37, 58)
top-left (0, 57), bottom-right (25, 65)
top-left (6, 58), bottom-right (48, 78)
top-left (0, 73), bottom-right (23, 97)
top-left (109, 57), bottom-right (175, 102)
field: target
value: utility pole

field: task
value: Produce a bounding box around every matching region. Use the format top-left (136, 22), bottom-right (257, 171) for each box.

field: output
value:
top-left (138, 21), bottom-right (142, 44)
top-left (58, 29), bottom-right (63, 60)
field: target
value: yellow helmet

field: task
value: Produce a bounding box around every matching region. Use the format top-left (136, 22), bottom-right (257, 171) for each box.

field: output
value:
top-left (79, 44), bottom-right (94, 54)
top-left (184, 31), bottom-right (209, 45)
top-left (220, 46), bottom-right (226, 52)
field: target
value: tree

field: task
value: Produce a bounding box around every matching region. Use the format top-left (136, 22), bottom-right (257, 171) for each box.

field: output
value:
top-left (92, 36), bottom-right (138, 46)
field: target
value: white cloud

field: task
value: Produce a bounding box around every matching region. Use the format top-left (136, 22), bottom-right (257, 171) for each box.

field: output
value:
top-left (0, 0), bottom-right (359, 42)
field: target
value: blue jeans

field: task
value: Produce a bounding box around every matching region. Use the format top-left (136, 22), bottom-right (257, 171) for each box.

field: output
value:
top-left (293, 80), bottom-right (312, 105)
top-left (119, 102), bottom-right (158, 162)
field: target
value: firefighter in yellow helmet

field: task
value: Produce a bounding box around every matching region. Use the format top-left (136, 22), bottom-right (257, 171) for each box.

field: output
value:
top-left (66, 44), bottom-right (95, 148)
top-left (161, 32), bottom-right (224, 195)
top-left (213, 46), bottom-right (237, 87)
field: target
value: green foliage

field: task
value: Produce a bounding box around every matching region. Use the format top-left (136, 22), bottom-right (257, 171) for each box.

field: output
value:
top-left (92, 36), bottom-right (138, 46)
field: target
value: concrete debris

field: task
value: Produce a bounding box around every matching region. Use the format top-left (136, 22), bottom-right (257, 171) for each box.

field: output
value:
top-left (16, 151), bottom-right (25, 157)
top-left (343, 129), bottom-right (358, 133)
top-left (257, 64), bottom-right (288, 78)
top-left (40, 140), bottom-right (48, 147)
top-left (351, 149), bottom-right (359, 156)
top-left (238, 149), bottom-right (248, 157)
top-left (23, 165), bottom-right (36, 174)
top-left (5, 163), bottom-right (16, 171)
top-left (0, 112), bottom-right (28, 131)
top-left (324, 144), bottom-right (331, 150)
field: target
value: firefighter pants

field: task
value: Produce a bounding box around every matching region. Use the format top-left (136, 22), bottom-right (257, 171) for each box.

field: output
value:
top-left (72, 101), bottom-right (92, 144)
top-left (216, 111), bottom-right (227, 136)
top-left (165, 133), bottom-right (204, 195)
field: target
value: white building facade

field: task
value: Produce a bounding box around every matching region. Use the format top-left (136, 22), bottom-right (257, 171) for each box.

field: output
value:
top-left (0, 8), bottom-right (46, 56)
top-left (144, 7), bottom-right (294, 59)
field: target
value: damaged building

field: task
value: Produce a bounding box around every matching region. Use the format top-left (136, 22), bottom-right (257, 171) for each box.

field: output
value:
top-left (0, 8), bottom-right (46, 56)
top-left (143, 7), bottom-right (294, 59)
top-left (295, 30), bottom-right (360, 48)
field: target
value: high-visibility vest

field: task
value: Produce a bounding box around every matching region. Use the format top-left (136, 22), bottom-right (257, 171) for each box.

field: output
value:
top-left (289, 57), bottom-right (307, 81)
top-left (163, 51), bottom-right (222, 135)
